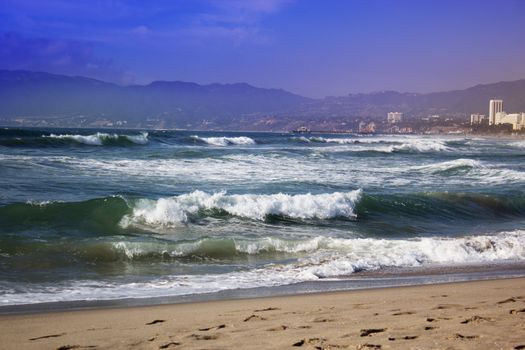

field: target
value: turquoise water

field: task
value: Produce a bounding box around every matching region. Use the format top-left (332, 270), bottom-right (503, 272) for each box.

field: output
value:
top-left (1, 128), bottom-right (525, 305)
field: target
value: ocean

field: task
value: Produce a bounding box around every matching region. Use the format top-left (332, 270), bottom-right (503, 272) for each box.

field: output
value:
top-left (1, 128), bottom-right (525, 308)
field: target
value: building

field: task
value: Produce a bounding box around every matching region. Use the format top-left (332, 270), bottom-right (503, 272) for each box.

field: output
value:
top-left (494, 112), bottom-right (525, 130)
top-left (470, 114), bottom-right (487, 125)
top-left (358, 122), bottom-right (376, 133)
top-left (387, 112), bottom-right (403, 124)
top-left (489, 99), bottom-right (503, 125)
top-left (292, 126), bottom-right (310, 133)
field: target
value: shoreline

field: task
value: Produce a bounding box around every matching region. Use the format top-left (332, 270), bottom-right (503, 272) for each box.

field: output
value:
top-left (2, 262), bottom-right (525, 315)
top-left (2, 277), bottom-right (524, 349)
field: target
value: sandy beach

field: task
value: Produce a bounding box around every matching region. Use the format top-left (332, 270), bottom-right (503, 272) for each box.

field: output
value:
top-left (1, 278), bottom-right (524, 350)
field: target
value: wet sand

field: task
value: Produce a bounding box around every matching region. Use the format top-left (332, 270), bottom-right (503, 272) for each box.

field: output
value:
top-left (1, 278), bottom-right (525, 349)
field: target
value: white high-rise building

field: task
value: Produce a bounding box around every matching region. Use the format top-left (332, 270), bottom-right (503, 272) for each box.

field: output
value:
top-left (489, 99), bottom-right (503, 125)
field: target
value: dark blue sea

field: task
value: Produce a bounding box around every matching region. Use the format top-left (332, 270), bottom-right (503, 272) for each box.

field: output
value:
top-left (1, 128), bottom-right (525, 307)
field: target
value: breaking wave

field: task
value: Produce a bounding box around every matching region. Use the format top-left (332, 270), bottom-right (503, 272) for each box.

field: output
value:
top-left (297, 230), bottom-right (525, 278)
top-left (389, 139), bottom-right (451, 153)
top-left (106, 231), bottom-right (525, 264)
top-left (121, 190), bottom-right (363, 227)
top-left (190, 135), bottom-right (256, 146)
top-left (2, 230), bottom-right (525, 305)
top-left (43, 132), bottom-right (149, 145)
top-left (4, 190), bottom-right (525, 233)
top-left (414, 158), bottom-right (482, 173)
top-left (291, 136), bottom-right (453, 153)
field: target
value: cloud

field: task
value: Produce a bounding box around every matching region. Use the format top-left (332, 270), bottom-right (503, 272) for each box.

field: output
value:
top-left (176, 0), bottom-right (293, 44)
top-left (132, 25), bottom-right (151, 36)
top-left (0, 0), bottom-right (294, 47)
top-left (0, 32), bottom-right (134, 84)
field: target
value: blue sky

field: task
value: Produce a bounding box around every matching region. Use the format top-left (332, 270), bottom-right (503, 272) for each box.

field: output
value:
top-left (1, 0), bottom-right (524, 97)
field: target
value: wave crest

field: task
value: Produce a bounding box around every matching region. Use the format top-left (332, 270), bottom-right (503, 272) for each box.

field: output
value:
top-left (190, 135), bottom-right (255, 146)
top-left (121, 190), bottom-right (363, 227)
top-left (415, 159), bottom-right (482, 173)
top-left (43, 132), bottom-right (148, 145)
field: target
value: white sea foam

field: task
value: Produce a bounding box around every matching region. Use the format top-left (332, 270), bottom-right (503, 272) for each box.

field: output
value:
top-left (508, 141), bottom-right (525, 148)
top-left (121, 190), bottom-right (363, 227)
top-left (191, 135), bottom-right (256, 146)
top-left (414, 158), bottom-right (483, 173)
top-left (308, 137), bottom-right (453, 153)
top-left (302, 231), bottom-right (525, 278)
top-left (109, 231), bottom-right (525, 263)
top-left (390, 139), bottom-right (451, 153)
top-left (43, 132), bottom-right (148, 145)
top-left (3, 230), bottom-right (525, 305)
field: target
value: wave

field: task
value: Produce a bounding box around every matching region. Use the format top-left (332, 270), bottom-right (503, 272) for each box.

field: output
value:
top-left (292, 136), bottom-right (373, 144)
top-left (111, 230), bottom-right (525, 264)
top-left (412, 158), bottom-right (525, 183)
top-left (389, 139), bottom-right (451, 153)
top-left (121, 190), bottom-right (363, 227)
top-left (298, 230), bottom-right (525, 278)
top-left (291, 136), bottom-right (312, 143)
top-left (7, 229), bottom-right (522, 264)
top-left (4, 190), bottom-right (525, 233)
top-left (507, 141), bottom-right (525, 148)
top-left (292, 136), bottom-right (453, 153)
top-left (414, 158), bottom-right (482, 174)
top-left (190, 135), bottom-right (256, 146)
top-left (357, 191), bottom-right (525, 221)
top-left (43, 132), bottom-right (149, 145)
top-left (2, 230), bottom-right (525, 305)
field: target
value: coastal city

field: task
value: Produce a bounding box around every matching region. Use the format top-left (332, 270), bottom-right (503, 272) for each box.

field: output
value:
top-left (3, 96), bottom-right (525, 136)
top-left (355, 98), bottom-right (525, 135)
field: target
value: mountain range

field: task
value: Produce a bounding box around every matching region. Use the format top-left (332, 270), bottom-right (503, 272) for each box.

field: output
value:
top-left (1, 70), bottom-right (524, 130)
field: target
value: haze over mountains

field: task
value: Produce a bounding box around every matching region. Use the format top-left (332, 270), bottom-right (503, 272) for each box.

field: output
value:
top-left (1, 70), bottom-right (524, 131)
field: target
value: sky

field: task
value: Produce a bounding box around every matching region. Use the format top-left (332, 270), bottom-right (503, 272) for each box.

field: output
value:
top-left (0, 0), bottom-right (524, 98)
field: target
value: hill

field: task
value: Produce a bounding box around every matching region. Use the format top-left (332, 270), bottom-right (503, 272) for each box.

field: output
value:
top-left (0, 70), bottom-right (310, 129)
top-left (1, 70), bottom-right (524, 130)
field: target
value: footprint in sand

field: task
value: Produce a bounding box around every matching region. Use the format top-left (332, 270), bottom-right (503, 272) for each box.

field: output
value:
top-left (388, 336), bottom-right (418, 341)
top-left (292, 337), bottom-right (326, 347)
top-left (392, 311), bottom-right (415, 316)
top-left (266, 325), bottom-right (288, 331)
top-left (452, 333), bottom-right (479, 340)
top-left (356, 344), bottom-right (382, 349)
top-left (30, 333), bottom-right (66, 341)
top-left (433, 304), bottom-right (461, 310)
top-left (460, 315), bottom-right (492, 324)
top-left (146, 319), bottom-right (166, 325)
top-left (243, 314), bottom-right (266, 322)
top-left (254, 307), bottom-right (280, 312)
top-left (198, 324), bottom-right (226, 331)
top-left (510, 308), bottom-right (525, 315)
top-left (360, 328), bottom-right (386, 337)
top-left (497, 297), bottom-right (517, 304)
top-left (189, 334), bottom-right (219, 341)
top-left (158, 341), bottom-right (180, 349)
